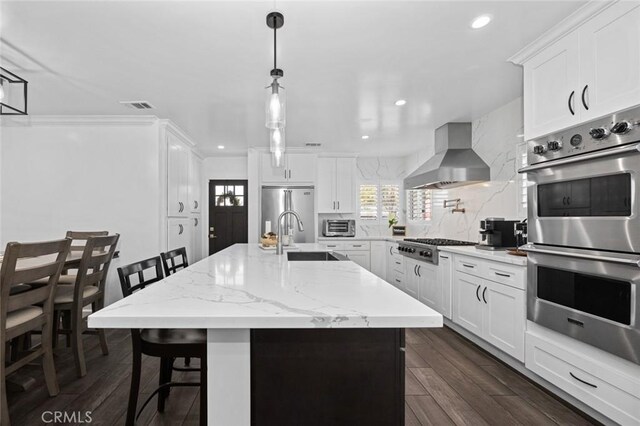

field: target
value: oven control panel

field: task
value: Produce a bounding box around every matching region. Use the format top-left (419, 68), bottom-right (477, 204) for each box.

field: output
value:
top-left (527, 105), bottom-right (640, 165)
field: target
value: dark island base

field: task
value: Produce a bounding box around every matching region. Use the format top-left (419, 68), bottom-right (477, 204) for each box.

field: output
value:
top-left (251, 328), bottom-right (405, 426)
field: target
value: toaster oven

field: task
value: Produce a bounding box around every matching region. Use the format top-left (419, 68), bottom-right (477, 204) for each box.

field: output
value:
top-left (322, 219), bottom-right (355, 237)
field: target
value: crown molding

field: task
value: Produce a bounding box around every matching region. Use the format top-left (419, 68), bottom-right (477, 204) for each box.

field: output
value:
top-left (508, 0), bottom-right (616, 65)
top-left (159, 119), bottom-right (197, 148)
top-left (0, 115), bottom-right (159, 127)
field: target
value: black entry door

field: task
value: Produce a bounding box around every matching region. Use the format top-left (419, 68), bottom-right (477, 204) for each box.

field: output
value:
top-left (209, 180), bottom-right (248, 254)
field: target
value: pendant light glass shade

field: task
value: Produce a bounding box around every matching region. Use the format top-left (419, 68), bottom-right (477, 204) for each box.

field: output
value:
top-left (265, 79), bottom-right (285, 129)
top-left (270, 127), bottom-right (285, 167)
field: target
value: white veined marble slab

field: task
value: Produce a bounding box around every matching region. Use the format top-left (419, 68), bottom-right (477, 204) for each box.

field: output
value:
top-left (88, 243), bottom-right (442, 329)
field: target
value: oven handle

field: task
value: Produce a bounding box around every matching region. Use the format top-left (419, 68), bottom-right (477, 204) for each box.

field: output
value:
top-left (518, 143), bottom-right (640, 173)
top-left (520, 245), bottom-right (640, 268)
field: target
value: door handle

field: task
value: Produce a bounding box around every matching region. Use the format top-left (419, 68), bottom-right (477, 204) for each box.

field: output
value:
top-left (482, 286), bottom-right (488, 304)
top-left (337, 201), bottom-right (340, 210)
top-left (520, 244), bottom-right (640, 267)
top-left (178, 224), bottom-right (183, 235)
top-left (194, 200), bottom-right (198, 209)
top-left (462, 263), bottom-right (475, 269)
top-left (495, 272), bottom-right (511, 278)
top-left (476, 285), bottom-right (481, 302)
top-left (414, 265), bottom-right (418, 276)
top-left (581, 85), bottom-right (589, 110)
top-left (570, 372), bottom-right (597, 388)
top-left (288, 169), bottom-right (291, 179)
top-left (389, 247), bottom-right (393, 255)
top-left (194, 218), bottom-right (198, 226)
top-left (417, 265), bottom-right (421, 277)
top-left (440, 255), bottom-right (449, 259)
top-left (568, 90), bottom-right (575, 115)
top-left (333, 201), bottom-right (336, 210)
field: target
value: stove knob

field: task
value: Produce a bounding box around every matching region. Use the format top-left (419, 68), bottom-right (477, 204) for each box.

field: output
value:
top-left (425, 251), bottom-right (432, 257)
top-left (419, 251), bottom-right (425, 256)
top-left (589, 127), bottom-right (610, 140)
top-left (547, 140), bottom-right (563, 151)
top-left (399, 247), bottom-right (405, 252)
top-left (408, 248), bottom-right (415, 254)
top-left (610, 121), bottom-right (632, 135)
top-left (533, 145), bottom-right (547, 155)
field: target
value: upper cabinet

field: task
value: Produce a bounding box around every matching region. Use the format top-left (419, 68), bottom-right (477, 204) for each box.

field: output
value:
top-left (260, 152), bottom-right (317, 184)
top-left (579, 2), bottom-right (640, 121)
top-left (514, 1), bottom-right (640, 140)
top-left (189, 151), bottom-right (202, 213)
top-left (317, 157), bottom-right (355, 213)
top-left (167, 133), bottom-right (190, 217)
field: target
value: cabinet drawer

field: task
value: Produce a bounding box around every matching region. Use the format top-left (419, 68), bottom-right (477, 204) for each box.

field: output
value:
top-left (454, 255), bottom-right (482, 276)
top-left (392, 272), bottom-right (404, 289)
top-left (392, 256), bottom-right (404, 273)
top-left (526, 332), bottom-right (640, 425)
top-left (322, 242), bottom-right (344, 250)
top-left (484, 262), bottom-right (525, 290)
top-left (343, 241), bottom-right (370, 251)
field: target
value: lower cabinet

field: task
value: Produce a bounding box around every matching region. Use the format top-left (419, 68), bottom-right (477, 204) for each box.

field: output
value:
top-left (342, 250), bottom-right (370, 270)
top-left (403, 258), bottom-right (420, 298)
top-left (191, 215), bottom-right (202, 262)
top-left (453, 269), bottom-right (525, 361)
top-left (417, 262), bottom-right (439, 310)
top-left (370, 241), bottom-right (386, 279)
top-left (386, 242), bottom-right (402, 285)
top-left (168, 217), bottom-right (191, 260)
top-left (438, 254), bottom-right (453, 319)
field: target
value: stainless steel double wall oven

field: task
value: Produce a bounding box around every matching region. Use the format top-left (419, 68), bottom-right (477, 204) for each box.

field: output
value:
top-left (520, 105), bottom-right (640, 365)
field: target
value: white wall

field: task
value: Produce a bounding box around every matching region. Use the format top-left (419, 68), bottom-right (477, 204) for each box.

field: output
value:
top-left (1, 119), bottom-right (163, 304)
top-left (405, 97), bottom-right (525, 241)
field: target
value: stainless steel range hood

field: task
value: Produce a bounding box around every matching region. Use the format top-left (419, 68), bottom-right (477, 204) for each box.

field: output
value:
top-left (404, 122), bottom-right (490, 189)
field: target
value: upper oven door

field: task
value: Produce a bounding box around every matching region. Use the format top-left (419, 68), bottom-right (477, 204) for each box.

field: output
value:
top-left (524, 143), bottom-right (640, 253)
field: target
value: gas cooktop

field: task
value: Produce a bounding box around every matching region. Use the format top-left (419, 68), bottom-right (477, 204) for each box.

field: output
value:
top-left (398, 238), bottom-right (476, 264)
top-left (403, 238), bottom-right (476, 246)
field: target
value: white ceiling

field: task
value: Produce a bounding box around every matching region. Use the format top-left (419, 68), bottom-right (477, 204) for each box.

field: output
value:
top-left (1, 1), bottom-right (584, 156)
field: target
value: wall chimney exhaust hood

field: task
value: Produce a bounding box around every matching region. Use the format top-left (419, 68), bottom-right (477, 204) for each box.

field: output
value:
top-left (404, 122), bottom-right (490, 190)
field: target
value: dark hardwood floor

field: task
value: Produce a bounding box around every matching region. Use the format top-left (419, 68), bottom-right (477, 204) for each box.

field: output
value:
top-left (7, 327), bottom-right (597, 425)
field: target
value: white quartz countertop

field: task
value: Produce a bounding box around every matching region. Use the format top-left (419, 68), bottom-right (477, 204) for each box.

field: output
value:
top-left (318, 236), bottom-right (406, 242)
top-left (89, 244), bottom-right (442, 329)
top-left (438, 246), bottom-right (528, 266)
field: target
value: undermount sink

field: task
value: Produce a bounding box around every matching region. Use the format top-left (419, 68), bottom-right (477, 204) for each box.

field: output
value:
top-left (287, 251), bottom-right (344, 261)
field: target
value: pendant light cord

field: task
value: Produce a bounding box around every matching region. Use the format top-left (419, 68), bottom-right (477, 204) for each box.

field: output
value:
top-left (273, 16), bottom-right (277, 71)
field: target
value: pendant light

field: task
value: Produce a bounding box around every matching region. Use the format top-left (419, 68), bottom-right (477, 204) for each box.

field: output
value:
top-left (270, 127), bottom-right (285, 167)
top-left (0, 67), bottom-right (29, 115)
top-left (265, 12), bottom-right (285, 130)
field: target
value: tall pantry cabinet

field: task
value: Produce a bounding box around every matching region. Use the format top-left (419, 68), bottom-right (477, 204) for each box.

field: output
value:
top-left (162, 120), bottom-right (203, 264)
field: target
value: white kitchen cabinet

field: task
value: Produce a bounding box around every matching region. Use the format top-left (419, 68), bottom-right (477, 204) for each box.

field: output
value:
top-left (403, 258), bottom-right (420, 298)
top-left (517, 2), bottom-right (640, 139)
top-left (579, 1), bottom-right (640, 121)
top-left (168, 217), bottom-right (191, 259)
top-left (417, 262), bottom-right (439, 312)
top-left (189, 152), bottom-right (202, 214)
top-left (342, 250), bottom-right (370, 271)
top-left (167, 133), bottom-right (190, 217)
top-left (523, 31), bottom-right (581, 140)
top-left (370, 241), bottom-right (387, 279)
top-left (317, 157), bottom-right (355, 213)
top-left (453, 270), bottom-right (484, 337)
top-left (191, 215), bottom-right (202, 262)
top-left (261, 152), bottom-right (317, 184)
top-left (482, 280), bottom-right (525, 360)
top-left (438, 253), bottom-right (453, 319)
top-left (385, 242), bottom-right (402, 285)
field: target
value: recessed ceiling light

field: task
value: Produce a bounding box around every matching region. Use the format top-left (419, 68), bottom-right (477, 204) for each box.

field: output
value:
top-left (516, 133), bottom-right (525, 138)
top-left (395, 99), bottom-right (406, 106)
top-left (471, 14), bottom-right (492, 29)
top-left (361, 135), bottom-right (370, 140)
top-left (217, 145), bottom-right (225, 150)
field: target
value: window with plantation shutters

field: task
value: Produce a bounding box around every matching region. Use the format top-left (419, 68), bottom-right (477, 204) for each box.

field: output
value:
top-left (359, 184), bottom-right (400, 221)
top-left (407, 189), bottom-right (432, 221)
top-left (380, 184), bottom-right (400, 219)
top-left (359, 184), bottom-right (378, 220)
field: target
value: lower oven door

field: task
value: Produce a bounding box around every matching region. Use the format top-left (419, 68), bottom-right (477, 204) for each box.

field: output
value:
top-left (525, 244), bottom-right (640, 365)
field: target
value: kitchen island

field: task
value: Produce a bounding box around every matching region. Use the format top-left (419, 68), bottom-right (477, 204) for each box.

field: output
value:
top-left (89, 243), bottom-right (442, 425)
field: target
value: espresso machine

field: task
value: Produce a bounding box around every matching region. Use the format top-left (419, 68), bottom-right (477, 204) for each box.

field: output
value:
top-left (477, 218), bottom-right (520, 250)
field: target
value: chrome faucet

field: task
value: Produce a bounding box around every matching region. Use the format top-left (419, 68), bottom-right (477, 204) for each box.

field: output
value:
top-left (276, 210), bottom-right (304, 255)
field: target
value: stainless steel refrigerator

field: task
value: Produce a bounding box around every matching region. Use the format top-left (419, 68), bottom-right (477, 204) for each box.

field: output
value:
top-left (261, 186), bottom-right (315, 243)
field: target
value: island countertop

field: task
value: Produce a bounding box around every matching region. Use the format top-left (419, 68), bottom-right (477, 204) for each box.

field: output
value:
top-left (88, 243), bottom-right (442, 329)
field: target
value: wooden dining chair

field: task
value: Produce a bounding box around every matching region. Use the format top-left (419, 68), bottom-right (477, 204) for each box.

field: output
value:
top-left (57, 231), bottom-right (109, 284)
top-left (53, 234), bottom-right (119, 377)
top-left (117, 257), bottom-right (207, 426)
top-left (1, 238), bottom-right (71, 426)
top-left (160, 247), bottom-right (188, 277)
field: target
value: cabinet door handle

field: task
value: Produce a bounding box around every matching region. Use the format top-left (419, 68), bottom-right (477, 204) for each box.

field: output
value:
top-left (337, 201), bottom-right (340, 210)
top-left (194, 200), bottom-right (198, 209)
top-left (414, 265), bottom-right (418, 276)
top-left (581, 85), bottom-right (589, 110)
top-left (194, 218), bottom-right (198, 226)
top-left (288, 169), bottom-right (291, 179)
top-left (417, 265), bottom-right (421, 277)
top-left (463, 263), bottom-right (475, 269)
top-left (476, 285), bottom-right (481, 302)
top-left (568, 90), bottom-right (575, 115)
top-left (495, 272), bottom-right (511, 278)
top-left (389, 247), bottom-right (393, 255)
top-left (333, 201), bottom-right (336, 210)
top-left (395, 279), bottom-right (401, 283)
top-left (570, 372), bottom-right (597, 388)
top-left (178, 224), bottom-right (183, 235)
top-left (482, 286), bottom-right (488, 304)
top-left (440, 255), bottom-right (449, 259)
top-left (395, 261), bottom-right (401, 265)
top-left (284, 169), bottom-right (287, 179)
top-left (353, 244), bottom-right (362, 248)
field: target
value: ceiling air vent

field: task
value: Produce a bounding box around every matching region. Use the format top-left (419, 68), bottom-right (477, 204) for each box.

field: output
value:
top-left (119, 100), bottom-right (155, 110)
top-left (305, 143), bottom-right (322, 147)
